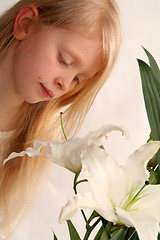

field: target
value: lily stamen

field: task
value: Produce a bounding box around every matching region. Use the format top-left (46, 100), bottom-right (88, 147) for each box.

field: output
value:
top-left (124, 182), bottom-right (149, 211)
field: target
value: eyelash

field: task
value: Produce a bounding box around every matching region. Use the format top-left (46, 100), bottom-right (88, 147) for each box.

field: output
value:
top-left (59, 54), bottom-right (68, 67)
top-left (59, 53), bottom-right (79, 83)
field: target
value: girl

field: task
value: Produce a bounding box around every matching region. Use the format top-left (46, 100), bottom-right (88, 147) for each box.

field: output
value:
top-left (0, 0), bottom-right (121, 238)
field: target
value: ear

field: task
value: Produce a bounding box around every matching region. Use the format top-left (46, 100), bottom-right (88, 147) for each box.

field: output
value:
top-left (14, 5), bottom-right (39, 40)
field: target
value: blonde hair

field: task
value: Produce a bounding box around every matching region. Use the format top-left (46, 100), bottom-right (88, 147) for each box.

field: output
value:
top-left (0, 0), bottom-right (121, 238)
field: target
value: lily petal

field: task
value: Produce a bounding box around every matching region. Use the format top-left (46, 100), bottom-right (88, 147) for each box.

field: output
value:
top-left (3, 137), bottom-right (82, 172)
top-left (129, 185), bottom-right (160, 220)
top-left (116, 207), bottom-right (159, 240)
top-left (123, 141), bottom-right (160, 193)
top-left (43, 124), bottom-right (127, 173)
top-left (59, 191), bottom-right (118, 224)
top-left (60, 139), bottom-right (160, 239)
top-left (81, 145), bottom-right (126, 218)
top-left (44, 137), bottom-right (82, 173)
top-left (3, 144), bottom-right (46, 165)
top-left (59, 192), bottom-right (98, 223)
top-left (83, 124), bottom-right (128, 147)
top-left (3, 124), bottom-right (127, 173)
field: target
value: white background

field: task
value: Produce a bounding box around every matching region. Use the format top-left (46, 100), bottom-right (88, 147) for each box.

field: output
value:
top-left (0, 0), bottom-right (160, 239)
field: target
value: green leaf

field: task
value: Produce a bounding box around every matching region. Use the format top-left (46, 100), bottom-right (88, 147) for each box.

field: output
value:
top-left (99, 229), bottom-right (110, 240)
top-left (101, 218), bottom-right (108, 227)
top-left (149, 166), bottom-right (160, 184)
top-left (67, 220), bottom-right (81, 240)
top-left (138, 59), bottom-right (160, 165)
top-left (88, 211), bottom-right (100, 224)
top-left (142, 47), bottom-right (160, 81)
top-left (93, 225), bottom-right (105, 240)
top-left (158, 233), bottom-right (160, 240)
top-left (51, 229), bottom-right (59, 240)
top-left (53, 233), bottom-right (59, 240)
top-left (99, 222), bottom-right (113, 240)
top-left (129, 232), bottom-right (139, 240)
top-left (124, 228), bottom-right (139, 240)
top-left (138, 60), bottom-right (160, 138)
top-left (110, 227), bottom-right (127, 240)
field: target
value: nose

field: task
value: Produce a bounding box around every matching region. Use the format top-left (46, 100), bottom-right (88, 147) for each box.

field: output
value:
top-left (54, 74), bottom-right (75, 92)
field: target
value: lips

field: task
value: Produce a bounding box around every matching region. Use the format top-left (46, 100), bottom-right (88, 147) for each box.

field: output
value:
top-left (40, 83), bottom-right (55, 98)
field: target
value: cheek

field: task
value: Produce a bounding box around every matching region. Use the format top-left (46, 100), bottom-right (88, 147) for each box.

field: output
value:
top-left (15, 54), bottom-right (47, 82)
top-left (14, 42), bottom-right (58, 83)
top-left (28, 49), bottom-right (58, 78)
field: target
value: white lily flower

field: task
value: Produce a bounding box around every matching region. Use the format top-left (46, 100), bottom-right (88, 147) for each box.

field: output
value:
top-left (59, 141), bottom-right (160, 240)
top-left (3, 124), bottom-right (127, 173)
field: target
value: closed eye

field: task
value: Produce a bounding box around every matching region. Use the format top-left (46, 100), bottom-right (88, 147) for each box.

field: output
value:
top-left (59, 54), bottom-right (68, 67)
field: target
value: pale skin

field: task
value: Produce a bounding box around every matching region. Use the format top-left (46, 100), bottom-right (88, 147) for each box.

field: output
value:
top-left (0, 6), bottom-right (103, 132)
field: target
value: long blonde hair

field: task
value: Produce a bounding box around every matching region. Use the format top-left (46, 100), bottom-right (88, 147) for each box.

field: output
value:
top-left (0, 0), bottom-right (121, 238)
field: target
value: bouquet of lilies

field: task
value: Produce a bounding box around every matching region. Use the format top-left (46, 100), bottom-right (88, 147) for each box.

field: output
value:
top-left (3, 48), bottom-right (160, 240)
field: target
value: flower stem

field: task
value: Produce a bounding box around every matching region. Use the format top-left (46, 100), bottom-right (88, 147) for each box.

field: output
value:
top-left (74, 179), bottom-right (88, 190)
top-left (60, 112), bottom-right (68, 141)
top-left (81, 209), bottom-right (88, 225)
top-left (83, 217), bottom-right (101, 240)
top-left (73, 173), bottom-right (88, 225)
top-left (73, 173), bottom-right (80, 194)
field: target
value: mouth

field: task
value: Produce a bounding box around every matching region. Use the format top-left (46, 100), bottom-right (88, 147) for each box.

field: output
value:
top-left (40, 83), bottom-right (55, 98)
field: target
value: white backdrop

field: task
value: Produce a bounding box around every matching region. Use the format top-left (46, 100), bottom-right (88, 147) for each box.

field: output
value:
top-left (0, 0), bottom-right (160, 239)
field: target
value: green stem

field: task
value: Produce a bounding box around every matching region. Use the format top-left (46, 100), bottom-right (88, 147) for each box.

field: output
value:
top-left (81, 209), bottom-right (88, 226)
top-left (73, 173), bottom-right (88, 225)
top-left (73, 173), bottom-right (80, 194)
top-left (73, 174), bottom-right (88, 195)
top-left (60, 112), bottom-right (68, 141)
top-left (83, 217), bottom-right (101, 240)
top-left (74, 179), bottom-right (88, 190)
top-left (73, 174), bottom-right (103, 239)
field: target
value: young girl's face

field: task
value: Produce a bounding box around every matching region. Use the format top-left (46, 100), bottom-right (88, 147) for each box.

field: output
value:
top-left (12, 24), bottom-right (103, 104)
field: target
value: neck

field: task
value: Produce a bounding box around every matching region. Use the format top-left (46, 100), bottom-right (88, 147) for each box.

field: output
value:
top-left (0, 41), bottom-right (24, 131)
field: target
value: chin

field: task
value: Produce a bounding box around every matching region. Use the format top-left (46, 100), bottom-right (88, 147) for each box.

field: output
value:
top-left (25, 98), bottom-right (50, 104)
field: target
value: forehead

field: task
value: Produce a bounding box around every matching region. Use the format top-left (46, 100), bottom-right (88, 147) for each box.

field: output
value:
top-left (52, 27), bottom-right (103, 76)
top-left (30, 24), bottom-right (103, 78)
